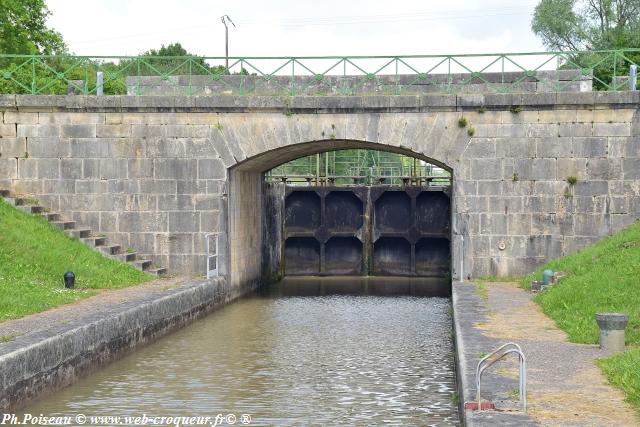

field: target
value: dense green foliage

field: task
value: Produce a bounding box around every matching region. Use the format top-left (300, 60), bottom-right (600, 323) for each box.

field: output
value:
top-left (0, 57), bottom-right (128, 95)
top-left (532, 0), bottom-right (640, 89)
top-left (0, 199), bottom-right (151, 322)
top-left (0, 0), bottom-right (78, 94)
top-left (120, 42), bottom-right (225, 77)
top-left (0, 37), bottom-right (232, 94)
top-left (532, 0), bottom-right (640, 51)
top-left (0, 0), bottom-right (66, 55)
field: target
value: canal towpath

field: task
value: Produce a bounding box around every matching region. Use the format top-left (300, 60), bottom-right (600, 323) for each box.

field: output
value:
top-left (454, 280), bottom-right (640, 426)
top-left (0, 276), bottom-right (188, 345)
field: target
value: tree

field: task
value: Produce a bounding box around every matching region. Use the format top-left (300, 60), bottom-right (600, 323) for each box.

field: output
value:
top-left (0, 0), bottom-right (70, 94)
top-left (531, 0), bottom-right (640, 51)
top-left (143, 42), bottom-right (198, 58)
top-left (532, 0), bottom-right (640, 89)
top-left (129, 42), bottom-right (217, 75)
top-left (122, 42), bottom-right (249, 76)
top-left (0, 0), bottom-right (66, 55)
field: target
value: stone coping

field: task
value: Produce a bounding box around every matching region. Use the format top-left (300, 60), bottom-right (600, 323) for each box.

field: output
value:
top-left (452, 281), bottom-right (535, 426)
top-left (0, 92), bottom-right (638, 113)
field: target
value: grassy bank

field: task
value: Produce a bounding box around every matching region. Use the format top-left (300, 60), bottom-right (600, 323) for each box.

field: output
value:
top-left (0, 198), bottom-right (151, 322)
top-left (599, 350), bottom-right (640, 410)
top-left (521, 221), bottom-right (640, 411)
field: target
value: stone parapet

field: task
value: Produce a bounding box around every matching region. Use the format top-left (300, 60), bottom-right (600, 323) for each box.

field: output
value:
top-left (0, 92), bottom-right (637, 114)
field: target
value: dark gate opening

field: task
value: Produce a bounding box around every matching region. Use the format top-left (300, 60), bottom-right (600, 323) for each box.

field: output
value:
top-left (261, 148), bottom-right (452, 294)
top-left (281, 186), bottom-right (450, 278)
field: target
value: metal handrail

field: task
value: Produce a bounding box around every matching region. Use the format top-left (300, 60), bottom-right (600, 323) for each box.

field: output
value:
top-left (0, 49), bottom-right (636, 60)
top-left (476, 342), bottom-right (527, 413)
top-left (1, 49), bottom-right (639, 95)
top-left (204, 233), bottom-right (219, 279)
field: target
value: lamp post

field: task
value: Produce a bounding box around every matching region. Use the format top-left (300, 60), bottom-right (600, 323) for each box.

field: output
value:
top-left (221, 15), bottom-right (235, 72)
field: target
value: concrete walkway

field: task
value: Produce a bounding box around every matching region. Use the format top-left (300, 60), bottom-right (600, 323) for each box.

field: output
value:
top-left (454, 281), bottom-right (640, 426)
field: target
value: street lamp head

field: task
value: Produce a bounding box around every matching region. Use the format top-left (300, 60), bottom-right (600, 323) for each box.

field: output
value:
top-left (221, 15), bottom-right (236, 28)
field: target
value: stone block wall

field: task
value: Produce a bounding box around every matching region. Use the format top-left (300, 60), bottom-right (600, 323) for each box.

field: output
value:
top-left (0, 104), bottom-right (226, 274)
top-left (0, 93), bottom-right (638, 286)
top-left (452, 104), bottom-right (640, 276)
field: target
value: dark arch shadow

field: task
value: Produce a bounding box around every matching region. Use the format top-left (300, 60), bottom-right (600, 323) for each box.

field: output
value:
top-left (226, 138), bottom-right (454, 291)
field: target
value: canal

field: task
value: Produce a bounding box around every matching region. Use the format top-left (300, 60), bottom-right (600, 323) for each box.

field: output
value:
top-left (25, 279), bottom-right (459, 425)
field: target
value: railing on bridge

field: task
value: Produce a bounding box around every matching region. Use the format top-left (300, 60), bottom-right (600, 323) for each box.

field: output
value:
top-left (0, 49), bottom-right (639, 96)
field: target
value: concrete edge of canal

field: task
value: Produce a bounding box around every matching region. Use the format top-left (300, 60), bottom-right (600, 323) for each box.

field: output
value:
top-left (0, 277), bottom-right (239, 411)
top-left (452, 281), bottom-right (535, 426)
top-left (452, 281), bottom-right (471, 425)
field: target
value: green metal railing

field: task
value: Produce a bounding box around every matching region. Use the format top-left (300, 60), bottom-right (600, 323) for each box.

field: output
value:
top-left (265, 149), bottom-right (451, 186)
top-left (0, 49), bottom-right (639, 96)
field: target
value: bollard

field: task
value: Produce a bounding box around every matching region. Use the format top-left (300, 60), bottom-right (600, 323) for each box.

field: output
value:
top-left (595, 313), bottom-right (628, 353)
top-left (64, 271), bottom-right (75, 289)
top-left (96, 71), bottom-right (104, 96)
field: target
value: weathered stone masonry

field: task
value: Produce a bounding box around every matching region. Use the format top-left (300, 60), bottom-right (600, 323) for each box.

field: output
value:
top-left (0, 93), bottom-right (638, 288)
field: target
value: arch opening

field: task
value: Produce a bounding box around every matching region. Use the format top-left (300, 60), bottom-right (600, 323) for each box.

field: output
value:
top-left (227, 140), bottom-right (454, 294)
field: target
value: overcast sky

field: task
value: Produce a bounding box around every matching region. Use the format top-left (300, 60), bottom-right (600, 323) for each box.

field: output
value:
top-left (46, 0), bottom-right (545, 58)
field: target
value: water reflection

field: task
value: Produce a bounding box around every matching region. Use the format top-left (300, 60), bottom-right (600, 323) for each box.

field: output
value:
top-left (268, 276), bottom-right (451, 297)
top-left (25, 277), bottom-right (459, 426)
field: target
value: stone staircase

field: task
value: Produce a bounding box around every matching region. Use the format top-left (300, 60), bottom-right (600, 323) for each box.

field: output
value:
top-left (0, 189), bottom-right (167, 277)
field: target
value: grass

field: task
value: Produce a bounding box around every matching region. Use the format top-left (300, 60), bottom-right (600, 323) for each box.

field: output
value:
top-left (477, 275), bottom-right (522, 283)
top-left (473, 281), bottom-right (489, 300)
top-left (0, 333), bottom-right (18, 343)
top-left (0, 198), bottom-right (151, 322)
top-left (520, 221), bottom-right (640, 412)
top-left (473, 276), bottom-right (523, 300)
top-left (521, 221), bottom-right (640, 345)
top-left (507, 387), bottom-right (520, 400)
top-left (599, 350), bottom-right (640, 410)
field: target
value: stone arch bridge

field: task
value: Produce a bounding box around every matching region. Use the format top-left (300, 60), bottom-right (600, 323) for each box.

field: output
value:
top-left (0, 92), bottom-right (638, 290)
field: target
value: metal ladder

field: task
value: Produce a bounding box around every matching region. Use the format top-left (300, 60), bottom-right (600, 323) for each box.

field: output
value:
top-left (205, 233), bottom-right (219, 279)
top-left (476, 342), bottom-right (527, 413)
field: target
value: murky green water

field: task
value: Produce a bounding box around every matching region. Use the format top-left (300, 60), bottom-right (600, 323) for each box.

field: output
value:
top-left (25, 280), bottom-right (459, 426)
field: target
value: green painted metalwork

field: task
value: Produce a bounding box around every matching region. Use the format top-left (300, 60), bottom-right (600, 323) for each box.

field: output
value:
top-left (0, 49), bottom-right (639, 96)
top-left (265, 149), bottom-right (451, 187)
